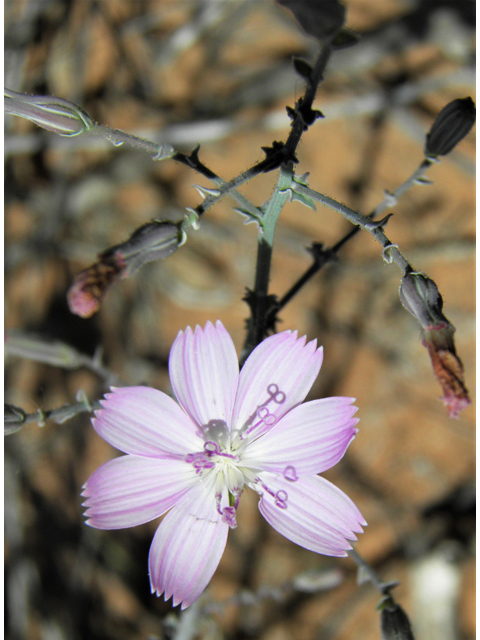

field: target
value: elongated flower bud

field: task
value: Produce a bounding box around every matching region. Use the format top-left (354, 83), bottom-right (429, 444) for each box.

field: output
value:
top-left (425, 97), bottom-right (475, 156)
top-left (68, 220), bottom-right (184, 318)
top-left (4, 88), bottom-right (94, 136)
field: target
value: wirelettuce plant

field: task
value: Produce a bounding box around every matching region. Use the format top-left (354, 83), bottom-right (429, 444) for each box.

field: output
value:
top-left (4, 0), bottom-right (475, 637)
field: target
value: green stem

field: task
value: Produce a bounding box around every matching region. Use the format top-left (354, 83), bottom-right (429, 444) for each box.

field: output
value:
top-left (242, 165), bottom-right (294, 360)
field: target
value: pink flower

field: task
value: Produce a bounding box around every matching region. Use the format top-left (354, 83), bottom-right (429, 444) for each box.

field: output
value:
top-left (82, 321), bottom-right (365, 608)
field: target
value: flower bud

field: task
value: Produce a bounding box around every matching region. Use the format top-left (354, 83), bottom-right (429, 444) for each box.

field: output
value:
top-left (4, 88), bottom-right (94, 136)
top-left (399, 272), bottom-right (444, 328)
top-left (276, 0), bottom-right (346, 40)
top-left (425, 97), bottom-right (475, 156)
top-left (380, 599), bottom-right (414, 640)
top-left (68, 220), bottom-right (184, 318)
top-left (101, 220), bottom-right (183, 276)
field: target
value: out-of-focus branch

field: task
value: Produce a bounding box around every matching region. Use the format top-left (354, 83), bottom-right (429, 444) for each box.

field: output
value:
top-left (5, 332), bottom-right (122, 386)
top-left (5, 392), bottom-right (100, 435)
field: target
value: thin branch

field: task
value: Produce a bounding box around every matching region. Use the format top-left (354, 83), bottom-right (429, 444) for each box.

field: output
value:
top-left (290, 181), bottom-right (412, 274)
top-left (5, 332), bottom-right (122, 387)
top-left (273, 156), bottom-right (435, 314)
top-left (5, 395), bottom-right (100, 435)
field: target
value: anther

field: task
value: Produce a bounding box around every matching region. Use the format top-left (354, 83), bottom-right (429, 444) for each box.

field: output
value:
top-left (283, 465), bottom-right (298, 481)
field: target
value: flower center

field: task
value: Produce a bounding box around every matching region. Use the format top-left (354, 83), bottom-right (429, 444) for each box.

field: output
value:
top-left (185, 425), bottom-right (254, 528)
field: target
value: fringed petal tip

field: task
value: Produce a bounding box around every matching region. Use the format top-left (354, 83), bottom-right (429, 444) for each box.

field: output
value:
top-left (177, 319), bottom-right (225, 338)
top-left (149, 585), bottom-right (194, 610)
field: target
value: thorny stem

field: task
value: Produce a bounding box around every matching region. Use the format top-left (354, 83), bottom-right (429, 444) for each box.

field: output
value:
top-left (5, 397), bottom-right (101, 435)
top-left (92, 125), bottom-right (264, 221)
top-left (283, 42), bottom-right (333, 159)
top-left (273, 157), bottom-right (435, 313)
top-left (241, 165), bottom-right (294, 363)
top-left (347, 548), bottom-right (399, 596)
top-left (4, 89), bottom-right (263, 221)
top-left (291, 182), bottom-right (412, 273)
top-left (240, 43), bottom-right (334, 358)
top-left (90, 123), bottom-right (175, 160)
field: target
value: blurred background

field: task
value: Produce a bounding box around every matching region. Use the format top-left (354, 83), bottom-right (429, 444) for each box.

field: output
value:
top-left (4, 0), bottom-right (475, 639)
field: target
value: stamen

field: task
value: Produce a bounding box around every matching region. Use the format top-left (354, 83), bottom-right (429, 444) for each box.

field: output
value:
top-left (275, 490), bottom-right (288, 509)
top-left (255, 479), bottom-right (289, 509)
top-left (204, 441), bottom-right (219, 453)
top-left (203, 440), bottom-right (238, 461)
top-left (221, 506), bottom-right (237, 528)
top-left (185, 451), bottom-right (215, 474)
top-left (215, 493), bottom-right (238, 528)
top-left (241, 383), bottom-right (288, 439)
top-left (283, 465), bottom-right (298, 481)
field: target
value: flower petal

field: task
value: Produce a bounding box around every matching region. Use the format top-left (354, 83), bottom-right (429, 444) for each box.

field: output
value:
top-left (82, 455), bottom-right (197, 529)
top-left (169, 320), bottom-right (239, 430)
top-left (256, 472), bottom-right (366, 556)
top-left (149, 477), bottom-right (229, 609)
top-left (242, 397), bottom-right (358, 476)
top-left (93, 386), bottom-right (202, 457)
top-left (232, 331), bottom-right (323, 441)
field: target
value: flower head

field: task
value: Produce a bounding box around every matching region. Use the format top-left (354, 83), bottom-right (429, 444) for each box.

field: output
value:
top-left (82, 321), bottom-right (365, 608)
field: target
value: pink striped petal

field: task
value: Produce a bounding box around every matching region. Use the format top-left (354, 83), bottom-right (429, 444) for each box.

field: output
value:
top-left (232, 332), bottom-right (323, 441)
top-left (93, 386), bottom-right (202, 457)
top-left (82, 455), bottom-right (197, 529)
top-left (169, 321), bottom-right (239, 430)
top-left (242, 397), bottom-right (358, 476)
top-left (149, 478), bottom-right (229, 609)
top-left (257, 473), bottom-right (366, 556)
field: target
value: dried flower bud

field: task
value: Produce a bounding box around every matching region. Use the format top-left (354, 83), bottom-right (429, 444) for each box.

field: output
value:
top-left (68, 220), bottom-right (184, 318)
top-left (276, 0), bottom-right (346, 40)
top-left (422, 323), bottom-right (471, 419)
top-left (67, 258), bottom-right (124, 318)
top-left (399, 272), bottom-right (470, 418)
top-left (425, 97), bottom-right (475, 157)
top-left (380, 599), bottom-right (414, 640)
top-left (5, 88), bottom-right (94, 137)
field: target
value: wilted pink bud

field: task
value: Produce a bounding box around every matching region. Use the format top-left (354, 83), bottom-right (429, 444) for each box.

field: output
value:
top-left (67, 257), bottom-right (125, 318)
top-left (422, 323), bottom-right (471, 419)
top-left (425, 97), bottom-right (475, 156)
top-left (5, 88), bottom-right (94, 136)
top-left (68, 220), bottom-right (183, 318)
top-left (276, 0), bottom-right (346, 40)
top-left (399, 272), bottom-right (470, 418)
